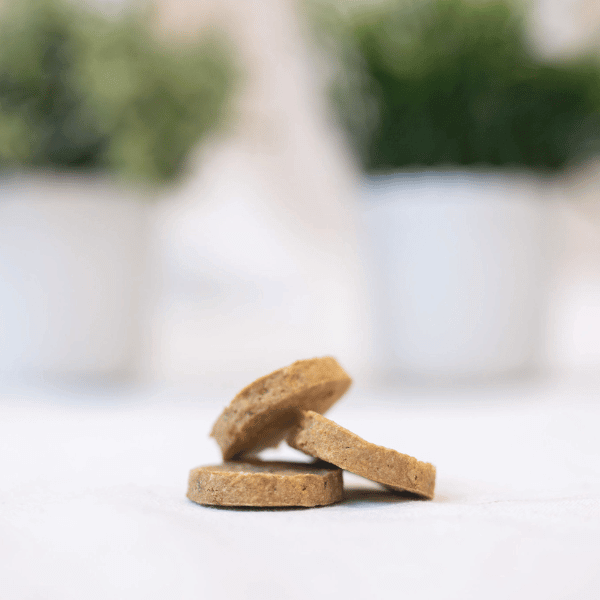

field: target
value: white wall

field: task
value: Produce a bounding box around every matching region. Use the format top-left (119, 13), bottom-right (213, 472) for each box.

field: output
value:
top-left (146, 0), bottom-right (370, 387)
top-left (546, 165), bottom-right (600, 371)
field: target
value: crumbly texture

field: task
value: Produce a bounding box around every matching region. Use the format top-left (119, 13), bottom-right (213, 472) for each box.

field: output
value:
top-left (187, 459), bottom-right (344, 507)
top-left (210, 357), bottom-right (352, 460)
top-left (287, 411), bottom-right (436, 499)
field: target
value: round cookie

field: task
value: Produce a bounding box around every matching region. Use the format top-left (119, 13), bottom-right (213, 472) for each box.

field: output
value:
top-left (287, 411), bottom-right (436, 499)
top-left (210, 357), bottom-right (352, 459)
top-left (187, 460), bottom-right (343, 507)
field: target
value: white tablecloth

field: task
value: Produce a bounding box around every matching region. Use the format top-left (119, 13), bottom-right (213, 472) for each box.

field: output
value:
top-left (1, 377), bottom-right (599, 600)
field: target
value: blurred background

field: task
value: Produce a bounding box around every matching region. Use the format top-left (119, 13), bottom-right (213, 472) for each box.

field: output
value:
top-left (2, 0), bottom-right (600, 394)
top-left (3, 6), bottom-right (599, 597)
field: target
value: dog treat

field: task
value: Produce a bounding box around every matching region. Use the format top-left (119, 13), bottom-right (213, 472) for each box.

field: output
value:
top-left (210, 357), bottom-right (352, 460)
top-left (287, 411), bottom-right (436, 499)
top-left (187, 459), bottom-right (344, 507)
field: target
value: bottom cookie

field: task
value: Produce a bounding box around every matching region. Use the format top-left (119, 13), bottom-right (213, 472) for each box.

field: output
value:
top-left (187, 459), bottom-right (343, 507)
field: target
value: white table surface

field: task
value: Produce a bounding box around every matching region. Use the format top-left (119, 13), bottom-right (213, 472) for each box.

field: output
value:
top-left (1, 376), bottom-right (599, 600)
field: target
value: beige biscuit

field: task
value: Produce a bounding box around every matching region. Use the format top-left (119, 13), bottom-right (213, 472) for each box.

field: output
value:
top-left (187, 459), bottom-right (344, 507)
top-left (210, 357), bottom-right (352, 460)
top-left (287, 411), bottom-right (436, 499)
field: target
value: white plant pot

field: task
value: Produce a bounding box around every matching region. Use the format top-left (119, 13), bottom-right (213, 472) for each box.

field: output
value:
top-left (0, 173), bottom-right (148, 379)
top-left (362, 171), bottom-right (550, 381)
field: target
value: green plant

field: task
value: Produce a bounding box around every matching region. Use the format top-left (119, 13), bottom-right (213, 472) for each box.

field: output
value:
top-left (0, 0), bottom-right (235, 183)
top-left (314, 0), bottom-right (600, 173)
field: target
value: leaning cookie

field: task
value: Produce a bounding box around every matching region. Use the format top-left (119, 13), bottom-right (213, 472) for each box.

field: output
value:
top-left (287, 411), bottom-right (436, 499)
top-left (187, 459), bottom-right (343, 507)
top-left (210, 357), bottom-right (352, 459)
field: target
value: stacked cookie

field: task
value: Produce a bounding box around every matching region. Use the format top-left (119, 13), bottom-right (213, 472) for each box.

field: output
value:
top-left (187, 357), bottom-right (436, 507)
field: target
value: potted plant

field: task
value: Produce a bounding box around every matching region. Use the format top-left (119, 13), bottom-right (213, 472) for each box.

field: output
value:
top-left (312, 0), bottom-right (600, 380)
top-left (0, 0), bottom-right (234, 379)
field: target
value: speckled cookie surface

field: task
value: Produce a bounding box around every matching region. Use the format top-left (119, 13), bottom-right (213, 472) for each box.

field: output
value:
top-left (187, 460), bottom-right (343, 507)
top-left (287, 411), bottom-right (436, 499)
top-left (210, 357), bottom-right (352, 460)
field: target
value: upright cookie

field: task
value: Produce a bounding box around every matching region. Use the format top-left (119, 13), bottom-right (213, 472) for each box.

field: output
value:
top-left (187, 459), bottom-right (343, 507)
top-left (287, 411), bottom-right (436, 499)
top-left (210, 357), bottom-right (352, 459)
